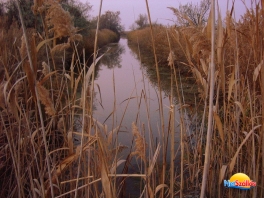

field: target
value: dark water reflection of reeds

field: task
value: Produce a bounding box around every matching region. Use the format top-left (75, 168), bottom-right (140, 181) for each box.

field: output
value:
top-left (75, 38), bottom-right (198, 197)
top-left (128, 41), bottom-right (198, 106)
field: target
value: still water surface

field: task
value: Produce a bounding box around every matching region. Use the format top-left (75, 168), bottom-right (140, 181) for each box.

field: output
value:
top-left (92, 38), bottom-right (182, 155)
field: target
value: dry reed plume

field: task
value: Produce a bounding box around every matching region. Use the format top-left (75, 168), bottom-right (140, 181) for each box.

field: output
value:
top-left (131, 122), bottom-right (147, 163)
top-left (126, 1), bottom-right (264, 197)
top-left (1, 0), bottom-right (264, 197)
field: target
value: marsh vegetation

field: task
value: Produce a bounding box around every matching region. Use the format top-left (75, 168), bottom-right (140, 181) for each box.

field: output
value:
top-left (0, 0), bottom-right (264, 198)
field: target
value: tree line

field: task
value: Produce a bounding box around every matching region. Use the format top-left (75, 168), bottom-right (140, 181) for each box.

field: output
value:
top-left (130, 0), bottom-right (210, 30)
top-left (1, 0), bottom-right (124, 37)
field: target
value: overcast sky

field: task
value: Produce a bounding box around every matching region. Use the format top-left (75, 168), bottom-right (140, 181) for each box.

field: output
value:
top-left (84, 0), bottom-right (252, 30)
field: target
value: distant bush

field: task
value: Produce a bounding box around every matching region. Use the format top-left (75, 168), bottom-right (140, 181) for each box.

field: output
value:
top-left (0, 2), bottom-right (5, 16)
top-left (4, 0), bottom-right (91, 35)
top-left (90, 10), bottom-right (124, 38)
top-left (61, 0), bottom-right (92, 35)
top-left (130, 14), bottom-right (148, 30)
top-left (5, 0), bottom-right (41, 29)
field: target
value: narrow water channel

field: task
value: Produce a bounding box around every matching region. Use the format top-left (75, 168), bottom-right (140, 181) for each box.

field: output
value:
top-left (92, 38), bottom-right (182, 157)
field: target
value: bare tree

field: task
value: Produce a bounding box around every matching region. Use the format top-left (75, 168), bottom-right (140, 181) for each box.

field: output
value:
top-left (168, 0), bottom-right (211, 26)
top-left (135, 14), bottom-right (148, 29)
top-left (129, 23), bottom-right (137, 31)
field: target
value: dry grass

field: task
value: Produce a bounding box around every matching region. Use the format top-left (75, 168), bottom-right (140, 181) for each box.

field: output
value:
top-left (1, 0), bottom-right (264, 197)
top-left (127, 26), bottom-right (187, 69)
top-left (0, 1), bottom-right (121, 197)
top-left (127, 1), bottom-right (264, 198)
top-left (83, 29), bottom-right (119, 54)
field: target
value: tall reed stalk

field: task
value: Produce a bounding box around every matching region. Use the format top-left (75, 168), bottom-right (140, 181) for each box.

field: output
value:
top-left (166, 30), bottom-right (176, 198)
top-left (74, 0), bottom-right (104, 197)
top-left (261, 2), bottom-right (264, 197)
top-left (200, 0), bottom-right (215, 197)
top-left (144, 1), bottom-right (166, 197)
top-left (15, 0), bottom-right (55, 197)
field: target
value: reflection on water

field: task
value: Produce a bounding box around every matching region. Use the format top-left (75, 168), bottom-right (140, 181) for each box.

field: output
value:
top-left (128, 42), bottom-right (197, 105)
top-left (90, 38), bottom-right (193, 197)
top-left (93, 38), bottom-right (182, 152)
top-left (98, 43), bottom-right (125, 69)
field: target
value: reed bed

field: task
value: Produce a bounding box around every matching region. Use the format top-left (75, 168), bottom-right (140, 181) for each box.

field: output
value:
top-left (83, 29), bottom-right (119, 55)
top-left (127, 1), bottom-right (264, 197)
top-left (0, 0), bottom-right (264, 197)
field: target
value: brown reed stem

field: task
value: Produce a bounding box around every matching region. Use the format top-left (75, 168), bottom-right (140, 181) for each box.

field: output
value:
top-left (261, 47), bottom-right (264, 198)
top-left (166, 29), bottom-right (175, 198)
top-left (144, 1), bottom-right (166, 197)
top-left (15, 1), bottom-right (54, 197)
top-left (200, 0), bottom-right (215, 197)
